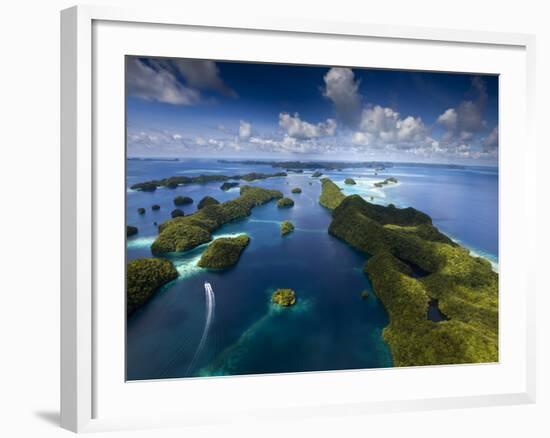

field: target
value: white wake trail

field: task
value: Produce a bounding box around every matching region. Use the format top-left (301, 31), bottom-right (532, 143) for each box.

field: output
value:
top-left (186, 282), bottom-right (215, 375)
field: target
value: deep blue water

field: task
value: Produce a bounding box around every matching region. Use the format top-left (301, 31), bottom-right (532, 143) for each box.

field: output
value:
top-left (126, 159), bottom-right (498, 380)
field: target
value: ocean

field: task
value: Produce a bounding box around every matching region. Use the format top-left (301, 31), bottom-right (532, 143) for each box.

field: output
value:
top-left (126, 158), bottom-right (498, 380)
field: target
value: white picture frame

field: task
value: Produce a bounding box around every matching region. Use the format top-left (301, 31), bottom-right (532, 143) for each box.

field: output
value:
top-left (60, 4), bottom-right (537, 433)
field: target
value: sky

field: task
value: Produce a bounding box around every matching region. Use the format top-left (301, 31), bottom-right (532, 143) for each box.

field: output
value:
top-left (126, 56), bottom-right (499, 164)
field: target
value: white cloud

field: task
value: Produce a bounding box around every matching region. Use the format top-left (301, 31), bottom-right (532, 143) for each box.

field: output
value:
top-left (322, 67), bottom-right (362, 126)
top-left (239, 120), bottom-right (252, 140)
top-left (127, 58), bottom-right (201, 105)
top-left (436, 77), bottom-right (489, 140)
top-left (437, 108), bottom-right (458, 131)
top-left (247, 134), bottom-right (337, 155)
top-left (360, 106), bottom-right (399, 134)
top-left (351, 131), bottom-right (374, 145)
top-left (354, 105), bottom-right (429, 148)
top-left (279, 113), bottom-right (337, 139)
top-left (126, 57), bottom-right (237, 105)
top-left (396, 116), bottom-right (428, 142)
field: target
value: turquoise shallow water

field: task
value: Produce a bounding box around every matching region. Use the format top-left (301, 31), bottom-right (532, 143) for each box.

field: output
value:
top-left (126, 159), bottom-right (498, 380)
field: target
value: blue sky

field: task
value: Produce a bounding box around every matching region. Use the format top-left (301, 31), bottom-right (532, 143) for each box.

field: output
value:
top-left (126, 56), bottom-right (499, 164)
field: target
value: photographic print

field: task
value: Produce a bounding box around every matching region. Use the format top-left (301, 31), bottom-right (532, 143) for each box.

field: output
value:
top-left (125, 56), bottom-right (498, 380)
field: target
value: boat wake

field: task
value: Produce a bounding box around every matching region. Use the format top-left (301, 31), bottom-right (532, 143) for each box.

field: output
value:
top-left (186, 282), bottom-right (216, 375)
top-left (157, 282), bottom-right (215, 378)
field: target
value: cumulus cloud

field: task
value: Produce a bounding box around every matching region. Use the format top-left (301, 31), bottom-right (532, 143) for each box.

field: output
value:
top-left (126, 57), bottom-right (236, 105)
top-left (239, 120), bottom-right (252, 140)
top-left (322, 68), bottom-right (362, 127)
top-left (437, 108), bottom-right (458, 131)
top-left (436, 77), bottom-right (488, 140)
top-left (353, 105), bottom-right (429, 148)
top-left (279, 113), bottom-right (337, 139)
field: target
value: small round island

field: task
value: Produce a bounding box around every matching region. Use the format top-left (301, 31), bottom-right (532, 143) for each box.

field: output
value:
top-left (271, 288), bottom-right (297, 307)
top-left (277, 197), bottom-right (294, 208)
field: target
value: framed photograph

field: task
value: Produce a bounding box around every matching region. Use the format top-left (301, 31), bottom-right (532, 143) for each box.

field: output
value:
top-left (61, 5), bottom-right (536, 433)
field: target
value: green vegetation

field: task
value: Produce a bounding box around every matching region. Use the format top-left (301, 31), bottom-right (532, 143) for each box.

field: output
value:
top-left (132, 181), bottom-right (157, 192)
top-left (277, 197), bottom-right (295, 208)
top-left (130, 171), bottom-right (286, 191)
top-left (324, 181), bottom-right (498, 367)
top-left (291, 187), bottom-right (302, 194)
top-left (311, 170), bottom-right (323, 177)
top-left (151, 204), bottom-right (160, 211)
top-left (361, 290), bottom-right (370, 300)
top-left (344, 178), bottom-right (357, 185)
top-left (126, 258), bottom-right (178, 315)
top-left (137, 208), bottom-right (146, 215)
top-left (127, 225), bottom-right (138, 237)
top-left (240, 172), bottom-right (286, 181)
top-left (220, 182), bottom-right (239, 191)
top-left (374, 177), bottom-right (398, 188)
top-left (173, 196), bottom-right (193, 206)
top-left (272, 289), bottom-right (296, 307)
top-left (319, 178), bottom-right (346, 210)
top-left (151, 186), bottom-right (282, 255)
top-left (171, 209), bottom-right (185, 218)
top-left (198, 235), bottom-right (250, 269)
top-left (197, 196), bottom-right (220, 209)
top-left (280, 221), bottom-right (295, 236)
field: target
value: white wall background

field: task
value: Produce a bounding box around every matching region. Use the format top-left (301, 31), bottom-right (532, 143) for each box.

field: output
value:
top-left (0, 0), bottom-right (546, 436)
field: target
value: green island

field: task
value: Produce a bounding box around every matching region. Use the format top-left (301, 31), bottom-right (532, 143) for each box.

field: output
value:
top-left (137, 207), bottom-right (146, 215)
top-left (291, 187), bottom-right (302, 194)
top-left (361, 290), bottom-right (369, 300)
top-left (151, 186), bottom-right (282, 255)
top-left (152, 204), bottom-right (161, 211)
top-left (311, 170), bottom-right (323, 177)
top-left (171, 209), bottom-right (185, 218)
top-left (174, 195), bottom-right (193, 206)
top-left (319, 178), bottom-right (346, 210)
top-left (126, 258), bottom-right (178, 315)
top-left (220, 182), bottom-right (239, 191)
top-left (197, 196), bottom-right (220, 209)
top-left (271, 288), bottom-right (297, 307)
top-left (321, 178), bottom-right (498, 366)
top-left (198, 235), bottom-right (250, 269)
top-left (130, 171), bottom-right (287, 191)
top-left (280, 220), bottom-right (295, 236)
top-left (344, 178), bottom-right (357, 185)
top-left (277, 197), bottom-right (295, 208)
top-left (127, 225), bottom-right (138, 237)
top-left (374, 177), bottom-right (398, 188)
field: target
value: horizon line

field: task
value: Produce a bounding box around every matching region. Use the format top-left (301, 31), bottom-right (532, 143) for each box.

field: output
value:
top-left (127, 156), bottom-right (498, 168)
